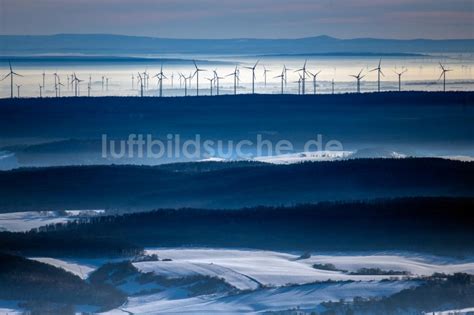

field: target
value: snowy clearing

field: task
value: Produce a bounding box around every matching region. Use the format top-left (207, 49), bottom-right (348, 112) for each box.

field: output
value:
top-left (142, 249), bottom-right (474, 286)
top-left (101, 280), bottom-right (416, 314)
top-left (253, 150), bottom-right (353, 164)
top-left (29, 257), bottom-right (98, 280)
top-left (0, 210), bottom-right (104, 232)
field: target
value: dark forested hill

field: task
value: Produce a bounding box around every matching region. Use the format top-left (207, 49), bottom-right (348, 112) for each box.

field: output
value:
top-left (0, 158), bottom-right (473, 211)
top-left (0, 92), bottom-right (473, 169)
top-left (2, 197), bottom-right (473, 255)
top-left (0, 252), bottom-right (126, 313)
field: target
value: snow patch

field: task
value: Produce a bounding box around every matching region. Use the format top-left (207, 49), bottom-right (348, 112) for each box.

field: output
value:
top-left (29, 257), bottom-right (97, 279)
top-left (253, 151), bottom-right (353, 164)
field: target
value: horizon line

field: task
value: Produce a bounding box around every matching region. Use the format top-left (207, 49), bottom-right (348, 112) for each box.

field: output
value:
top-left (1, 33), bottom-right (473, 42)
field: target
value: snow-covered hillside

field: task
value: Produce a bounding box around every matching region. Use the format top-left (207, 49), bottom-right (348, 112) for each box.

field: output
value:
top-left (19, 248), bottom-right (474, 315)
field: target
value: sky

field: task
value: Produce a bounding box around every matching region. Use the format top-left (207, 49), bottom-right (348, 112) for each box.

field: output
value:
top-left (0, 0), bottom-right (473, 39)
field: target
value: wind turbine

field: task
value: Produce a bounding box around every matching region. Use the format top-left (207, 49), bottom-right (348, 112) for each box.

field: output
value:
top-left (192, 60), bottom-right (206, 96)
top-left (101, 76), bottom-right (105, 91)
top-left (295, 60), bottom-right (308, 94)
top-left (350, 69), bottom-right (365, 93)
top-left (145, 71), bottom-right (150, 90)
top-left (88, 82), bottom-right (91, 97)
top-left (274, 72), bottom-right (284, 94)
top-left (55, 77), bottom-right (64, 98)
top-left (244, 60), bottom-right (259, 94)
top-left (213, 70), bottom-right (224, 96)
top-left (307, 70), bottom-right (322, 94)
top-left (71, 74), bottom-right (83, 97)
top-left (141, 70), bottom-right (149, 90)
top-left (263, 66), bottom-right (271, 87)
top-left (179, 73), bottom-right (188, 96)
top-left (283, 65), bottom-right (291, 86)
top-left (206, 77), bottom-right (215, 96)
top-left (187, 73), bottom-right (194, 96)
top-left (227, 66), bottom-right (239, 95)
top-left (331, 79), bottom-right (335, 94)
top-left (70, 74), bottom-right (74, 90)
top-left (295, 75), bottom-right (303, 95)
top-left (16, 84), bottom-right (21, 98)
top-left (53, 73), bottom-right (59, 97)
top-left (154, 65), bottom-right (167, 97)
top-left (1, 62), bottom-right (23, 99)
top-left (439, 63), bottom-right (452, 92)
top-left (370, 59), bottom-right (384, 92)
top-left (394, 68), bottom-right (408, 92)
top-left (179, 73), bottom-right (191, 96)
top-left (137, 72), bottom-right (144, 97)
top-left (42, 71), bottom-right (45, 90)
top-left (39, 85), bottom-right (43, 98)
top-left (132, 74), bottom-right (135, 90)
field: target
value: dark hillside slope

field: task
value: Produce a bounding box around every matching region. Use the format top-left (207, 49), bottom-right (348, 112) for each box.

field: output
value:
top-left (0, 158), bottom-right (473, 211)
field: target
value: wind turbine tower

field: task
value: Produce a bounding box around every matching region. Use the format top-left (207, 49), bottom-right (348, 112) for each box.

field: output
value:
top-left (439, 63), bottom-right (452, 92)
top-left (370, 59), bottom-right (384, 92)
top-left (244, 60), bottom-right (259, 94)
top-left (263, 66), bottom-right (271, 87)
top-left (394, 69), bottom-right (408, 92)
top-left (193, 60), bottom-right (206, 96)
top-left (350, 69), bottom-right (365, 93)
top-left (308, 70), bottom-right (322, 94)
top-left (295, 60), bottom-right (308, 95)
top-left (274, 72), bottom-right (284, 94)
top-left (1, 62), bottom-right (23, 99)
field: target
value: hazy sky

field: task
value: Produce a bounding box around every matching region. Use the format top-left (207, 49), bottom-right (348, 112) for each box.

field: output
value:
top-left (0, 0), bottom-right (473, 39)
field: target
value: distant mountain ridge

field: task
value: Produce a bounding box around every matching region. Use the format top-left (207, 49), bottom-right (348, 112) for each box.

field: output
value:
top-left (0, 34), bottom-right (473, 55)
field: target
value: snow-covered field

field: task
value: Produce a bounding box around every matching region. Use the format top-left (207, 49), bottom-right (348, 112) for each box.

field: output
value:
top-left (0, 209), bottom-right (104, 232)
top-left (29, 257), bottom-right (98, 279)
top-left (0, 300), bottom-right (22, 315)
top-left (100, 249), bottom-right (474, 314)
top-left (102, 280), bottom-right (414, 315)
top-left (14, 248), bottom-right (474, 314)
top-left (140, 249), bottom-right (474, 284)
top-left (430, 307), bottom-right (474, 315)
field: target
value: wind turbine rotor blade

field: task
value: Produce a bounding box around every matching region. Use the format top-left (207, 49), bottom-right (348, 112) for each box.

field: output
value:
top-left (0, 73), bottom-right (11, 81)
